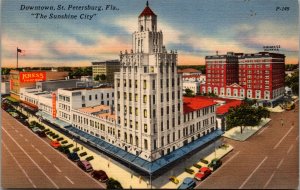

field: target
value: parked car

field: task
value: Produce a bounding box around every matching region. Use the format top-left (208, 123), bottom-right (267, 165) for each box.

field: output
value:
top-left (169, 176), bottom-right (179, 184)
top-left (208, 158), bottom-right (222, 171)
top-left (194, 167), bottom-right (212, 181)
top-left (50, 140), bottom-right (61, 149)
top-left (77, 160), bottom-right (93, 172)
top-left (36, 130), bottom-right (47, 138)
top-left (67, 152), bottom-right (80, 162)
top-left (177, 177), bottom-right (196, 189)
top-left (91, 170), bottom-right (108, 182)
top-left (58, 146), bottom-right (70, 154)
top-left (31, 127), bottom-right (42, 133)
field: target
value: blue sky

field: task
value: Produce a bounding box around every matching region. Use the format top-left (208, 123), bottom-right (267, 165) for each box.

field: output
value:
top-left (1, 0), bottom-right (299, 67)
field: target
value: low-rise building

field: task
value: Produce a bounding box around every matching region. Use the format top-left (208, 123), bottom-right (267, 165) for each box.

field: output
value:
top-left (183, 80), bottom-right (200, 94)
top-left (10, 70), bottom-right (68, 100)
top-left (57, 87), bottom-right (114, 123)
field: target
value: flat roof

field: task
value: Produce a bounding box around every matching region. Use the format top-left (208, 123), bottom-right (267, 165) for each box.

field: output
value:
top-left (77, 105), bottom-right (110, 114)
top-left (97, 112), bottom-right (116, 120)
top-left (63, 86), bottom-right (113, 91)
top-left (183, 97), bottom-right (217, 114)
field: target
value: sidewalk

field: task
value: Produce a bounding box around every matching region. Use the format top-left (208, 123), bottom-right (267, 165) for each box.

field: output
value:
top-left (14, 105), bottom-right (233, 189)
top-left (223, 118), bottom-right (271, 141)
top-left (160, 144), bottom-right (233, 189)
top-left (267, 106), bottom-right (284, 113)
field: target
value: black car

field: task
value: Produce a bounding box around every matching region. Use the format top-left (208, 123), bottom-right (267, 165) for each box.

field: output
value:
top-left (208, 158), bottom-right (222, 171)
top-left (37, 130), bottom-right (47, 137)
top-left (67, 152), bottom-right (80, 162)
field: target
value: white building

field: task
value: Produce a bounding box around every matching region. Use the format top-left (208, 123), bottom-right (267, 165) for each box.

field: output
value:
top-left (1, 82), bottom-right (10, 95)
top-left (57, 87), bottom-right (114, 123)
top-left (183, 81), bottom-right (200, 95)
top-left (114, 3), bottom-right (217, 161)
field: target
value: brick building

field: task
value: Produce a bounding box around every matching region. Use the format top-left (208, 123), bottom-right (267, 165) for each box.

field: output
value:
top-left (201, 52), bottom-right (285, 103)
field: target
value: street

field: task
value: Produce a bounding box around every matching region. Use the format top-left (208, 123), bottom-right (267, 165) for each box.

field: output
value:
top-left (1, 110), bottom-right (105, 189)
top-left (196, 102), bottom-right (299, 189)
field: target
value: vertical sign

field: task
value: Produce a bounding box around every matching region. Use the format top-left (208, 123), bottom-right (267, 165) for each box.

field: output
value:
top-left (52, 92), bottom-right (57, 119)
top-left (9, 79), bottom-right (13, 91)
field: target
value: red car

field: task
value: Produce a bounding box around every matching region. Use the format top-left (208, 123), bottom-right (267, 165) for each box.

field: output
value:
top-left (91, 170), bottom-right (108, 182)
top-left (50, 140), bottom-right (61, 148)
top-left (194, 167), bottom-right (212, 181)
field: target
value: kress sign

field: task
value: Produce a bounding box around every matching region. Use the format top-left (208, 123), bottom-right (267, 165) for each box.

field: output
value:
top-left (20, 72), bottom-right (46, 82)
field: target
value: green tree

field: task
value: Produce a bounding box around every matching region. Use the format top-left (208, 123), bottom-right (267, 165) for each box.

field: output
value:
top-left (100, 74), bottom-right (107, 81)
top-left (106, 178), bottom-right (123, 189)
top-left (94, 75), bottom-right (100, 81)
top-left (184, 88), bottom-right (195, 97)
top-left (256, 106), bottom-right (270, 119)
top-left (285, 70), bottom-right (299, 95)
top-left (226, 104), bottom-right (267, 134)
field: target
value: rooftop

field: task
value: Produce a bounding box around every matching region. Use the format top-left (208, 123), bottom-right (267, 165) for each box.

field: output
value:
top-left (63, 86), bottom-right (113, 91)
top-left (139, 1), bottom-right (156, 17)
top-left (183, 97), bottom-right (217, 114)
top-left (77, 105), bottom-right (110, 114)
top-left (184, 96), bottom-right (242, 115)
top-left (178, 68), bottom-right (201, 73)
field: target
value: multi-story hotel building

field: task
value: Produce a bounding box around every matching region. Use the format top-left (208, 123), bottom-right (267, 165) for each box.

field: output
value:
top-left (114, 2), bottom-right (217, 161)
top-left (201, 52), bottom-right (285, 103)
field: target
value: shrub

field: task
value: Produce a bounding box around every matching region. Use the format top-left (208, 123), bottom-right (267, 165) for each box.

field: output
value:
top-left (86, 156), bottom-right (94, 161)
top-left (200, 159), bottom-right (209, 164)
top-left (53, 135), bottom-right (59, 139)
top-left (79, 152), bottom-right (87, 157)
top-left (185, 168), bottom-right (194, 174)
top-left (61, 140), bottom-right (68, 144)
top-left (73, 147), bottom-right (80, 152)
top-left (106, 178), bottom-right (123, 189)
top-left (193, 164), bottom-right (202, 169)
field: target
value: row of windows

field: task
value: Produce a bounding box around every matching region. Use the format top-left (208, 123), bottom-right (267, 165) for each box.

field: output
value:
top-left (117, 78), bottom-right (180, 89)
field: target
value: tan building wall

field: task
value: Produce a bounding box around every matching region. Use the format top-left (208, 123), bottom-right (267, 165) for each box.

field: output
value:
top-left (92, 60), bottom-right (120, 83)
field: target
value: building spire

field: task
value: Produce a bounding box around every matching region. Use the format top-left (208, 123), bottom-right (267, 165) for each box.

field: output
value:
top-left (146, 1), bottom-right (149, 7)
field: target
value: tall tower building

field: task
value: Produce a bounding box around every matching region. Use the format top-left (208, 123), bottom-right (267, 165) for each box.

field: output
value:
top-left (114, 2), bottom-right (183, 161)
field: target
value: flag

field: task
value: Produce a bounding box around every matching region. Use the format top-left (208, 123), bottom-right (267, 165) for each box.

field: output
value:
top-left (17, 48), bottom-right (25, 56)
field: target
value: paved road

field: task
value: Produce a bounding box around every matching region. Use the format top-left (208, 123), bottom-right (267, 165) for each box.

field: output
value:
top-left (1, 110), bottom-right (105, 189)
top-left (196, 103), bottom-right (299, 189)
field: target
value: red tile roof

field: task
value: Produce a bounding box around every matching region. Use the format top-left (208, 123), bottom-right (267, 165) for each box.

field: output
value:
top-left (183, 97), bottom-right (216, 114)
top-left (183, 96), bottom-right (242, 115)
top-left (139, 6), bottom-right (156, 17)
top-left (216, 100), bottom-right (242, 115)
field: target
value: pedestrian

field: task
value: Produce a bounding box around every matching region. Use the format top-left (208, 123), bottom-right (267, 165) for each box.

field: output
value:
top-left (281, 119), bottom-right (284, 127)
top-left (81, 146), bottom-right (83, 150)
top-left (139, 176), bottom-right (142, 184)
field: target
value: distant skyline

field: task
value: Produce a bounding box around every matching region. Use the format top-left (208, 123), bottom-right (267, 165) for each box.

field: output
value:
top-left (1, 0), bottom-right (299, 68)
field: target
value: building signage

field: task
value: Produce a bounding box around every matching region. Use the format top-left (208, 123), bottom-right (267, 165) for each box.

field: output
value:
top-left (20, 72), bottom-right (46, 83)
top-left (52, 92), bottom-right (57, 119)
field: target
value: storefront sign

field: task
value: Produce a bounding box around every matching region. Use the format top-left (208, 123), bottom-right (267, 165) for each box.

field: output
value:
top-left (20, 72), bottom-right (46, 83)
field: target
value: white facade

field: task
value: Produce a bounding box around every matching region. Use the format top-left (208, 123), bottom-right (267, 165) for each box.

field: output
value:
top-left (183, 81), bottom-right (200, 94)
top-left (113, 4), bottom-right (216, 161)
top-left (1, 82), bottom-right (10, 95)
top-left (57, 87), bottom-right (114, 123)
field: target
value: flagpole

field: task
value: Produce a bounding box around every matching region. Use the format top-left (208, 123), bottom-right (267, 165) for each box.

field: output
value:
top-left (17, 47), bottom-right (19, 68)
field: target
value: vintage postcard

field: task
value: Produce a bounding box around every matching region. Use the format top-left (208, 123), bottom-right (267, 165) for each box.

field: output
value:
top-left (1, 0), bottom-right (299, 189)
